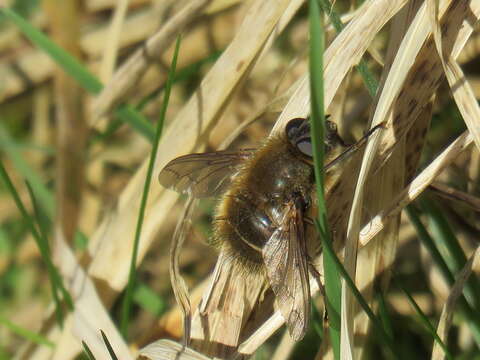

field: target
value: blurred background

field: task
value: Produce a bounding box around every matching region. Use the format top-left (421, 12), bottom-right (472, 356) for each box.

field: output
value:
top-left (1, 0), bottom-right (480, 359)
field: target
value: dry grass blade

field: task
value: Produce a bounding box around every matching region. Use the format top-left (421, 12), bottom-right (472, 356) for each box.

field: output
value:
top-left (43, 0), bottom-right (86, 247)
top-left (343, 1), bottom-right (424, 356)
top-left (138, 339), bottom-right (212, 360)
top-left (431, 246), bottom-right (480, 360)
top-left (87, 0), bottom-right (292, 293)
top-left (99, 0), bottom-right (130, 82)
top-left (342, 1), bottom-right (480, 354)
top-left (358, 0), bottom-right (480, 247)
top-left (272, 0), bottom-right (408, 134)
top-left (191, 251), bottom-right (269, 357)
top-left (191, 1), bottom-right (409, 356)
top-left (343, 0), bottom-right (434, 268)
top-left (18, 1), bottom-right (295, 357)
top-left (360, 131), bottom-right (474, 246)
top-left (91, 0), bottom-right (212, 122)
top-left (233, 276), bottom-right (321, 356)
top-left (170, 197), bottom-right (197, 345)
top-left (429, 182), bottom-right (480, 211)
top-left (54, 230), bottom-right (133, 360)
top-left (429, 0), bottom-right (480, 153)
top-left (182, 1), bottom-right (409, 357)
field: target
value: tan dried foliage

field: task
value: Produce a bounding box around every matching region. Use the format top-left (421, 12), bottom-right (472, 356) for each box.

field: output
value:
top-left (3, 0), bottom-right (480, 359)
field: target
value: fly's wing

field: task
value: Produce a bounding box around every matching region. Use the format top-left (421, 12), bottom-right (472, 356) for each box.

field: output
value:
top-left (158, 150), bottom-right (253, 198)
top-left (262, 203), bottom-right (311, 341)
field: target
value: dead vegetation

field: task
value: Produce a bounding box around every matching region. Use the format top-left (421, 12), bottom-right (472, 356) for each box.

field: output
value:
top-left (1, 0), bottom-right (480, 359)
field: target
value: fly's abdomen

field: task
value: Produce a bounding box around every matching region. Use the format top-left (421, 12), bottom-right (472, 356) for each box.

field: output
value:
top-left (213, 189), bottom-right (274, 265)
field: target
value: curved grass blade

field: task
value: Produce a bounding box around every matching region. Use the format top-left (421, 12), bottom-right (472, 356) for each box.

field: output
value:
top-left (0, 162), bottom-right (73, 326)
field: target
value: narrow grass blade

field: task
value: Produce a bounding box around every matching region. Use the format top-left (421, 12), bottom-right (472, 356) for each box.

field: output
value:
top-left (25, 181), bottom-right (51, 244)
top-left (24, 181), bottom-right (74, 311)
top-left (318, 0), bottom-right (378, 97)
top-left (90, 48), bottom-right (219, 145)
top-left (406, 204), bottom-right (480, 346)
top-left (394, 278), bottom-right (453, 360)
top-left (316, 219), bottom-right (398, 357)
top-left (0, 161), bottom-right (73, 325)
top-left (100, 330), bottom-right (119, 360)
top-left (115, 105), bottom-right (155, 144)
top-left (309, 0), bottom-right (341, 357)
top-left (0, 122), bottom-right (54, 218)
top-left (0, 314), bottom-right (54, 348)
top-left (82, 341), bottom-right (97, 360)
top-left (24, 180), bottom-right (66, 325)
top-left (2, 7), bottom-right (155, 142)
top-left (120, 35), bottom-right (181, 337)
top-left (420, 196), bottom-right (480, 310)
top-left (376, 291), bottom-right (393, 341)
top-left (0, 8), bottom-right (102, 94)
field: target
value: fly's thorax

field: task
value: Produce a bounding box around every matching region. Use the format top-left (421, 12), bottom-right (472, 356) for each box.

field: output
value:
top-left (240, 136), bottom-right (315, 201)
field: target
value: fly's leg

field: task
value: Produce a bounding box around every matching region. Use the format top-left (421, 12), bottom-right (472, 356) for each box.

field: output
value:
top-left (324, 122), bottom-right (386, 171)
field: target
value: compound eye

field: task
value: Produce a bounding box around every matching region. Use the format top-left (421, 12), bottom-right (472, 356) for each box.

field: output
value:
top-left (286, 118), bottom-right (306, 141)
top-left (295, 137), bottom-right (312, 157)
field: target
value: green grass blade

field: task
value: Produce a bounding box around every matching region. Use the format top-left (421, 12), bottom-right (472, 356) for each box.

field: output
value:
top-left (376, 291), bottom-right (394, 340)
top-left (133, 284), bottom-right (166, 316)
top-left (0, 313), bottom-right (54, 348)
top-left (24, 181), bottom-right (74, 311)
top-left (0, 8), bottom-right (102, 94)
top-left (115, 105), bottom-right (155, 144)
top-left (406, 204), bottom-right (480, 347)
top-left (394, 278), bottom-right (453, 360)
top-left (309, 1), bottom-right (341, 357)
top-left (0, 161), bottom-right (73, 325)
top-left (316, 219), bottom-right (398, 357)
top-left (82, 341), bottom-right (97, 360)
top-left (318, 0), bottom-right (378, 97)
top-left (25, 181), bottom-right (51, 244)
top-left (100, 330), bottom-right (118, 360)
top-left (2, 7), bottom-right (156, 142)
top-left (420, 196), bottom-right (480, 310)
top-left (311, 302), bottom-right (324, 339)
top-left (405, 205), bottom-right (454, 284)
top-left (23, 180), bottom-right (66, 324)
top-left (120, 35), bottom-right (181, 337)
top-left (0, 122), bottom-right (54, 218)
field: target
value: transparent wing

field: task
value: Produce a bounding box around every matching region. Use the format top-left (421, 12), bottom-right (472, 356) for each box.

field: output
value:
top-left (158, 150), bottom-right (253, 198)
top-left (262, 202), bottom-right (311, 341)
